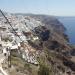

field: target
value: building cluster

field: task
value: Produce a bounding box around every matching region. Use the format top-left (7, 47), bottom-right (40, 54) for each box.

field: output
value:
top-left (0, 14), bottom-right (43, 65)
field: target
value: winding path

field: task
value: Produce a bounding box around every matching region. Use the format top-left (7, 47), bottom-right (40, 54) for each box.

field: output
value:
top-left (0, 54), bottom-right (8, 75)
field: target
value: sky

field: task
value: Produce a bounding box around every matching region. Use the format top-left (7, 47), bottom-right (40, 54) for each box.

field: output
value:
top-left (0, 0), bottom-right (75, 16)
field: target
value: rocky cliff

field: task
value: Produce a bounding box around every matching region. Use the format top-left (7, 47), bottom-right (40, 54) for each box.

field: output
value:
top-left (0, 12), bottom-right (75, 75)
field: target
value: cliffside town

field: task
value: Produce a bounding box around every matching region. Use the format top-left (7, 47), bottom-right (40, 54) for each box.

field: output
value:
top-left (0, 13), bottom-right (75, 75)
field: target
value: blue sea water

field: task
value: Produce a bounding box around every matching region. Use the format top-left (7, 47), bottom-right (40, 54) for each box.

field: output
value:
top-left (58, 17), bottom-right (75, 45)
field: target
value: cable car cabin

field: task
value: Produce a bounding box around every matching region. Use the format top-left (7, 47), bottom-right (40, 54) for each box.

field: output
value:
top-left (3, 48), bottom-right (8, 56)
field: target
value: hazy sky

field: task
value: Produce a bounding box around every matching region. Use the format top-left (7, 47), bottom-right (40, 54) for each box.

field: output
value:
top-left (0, 0), bottom-right (75, 16)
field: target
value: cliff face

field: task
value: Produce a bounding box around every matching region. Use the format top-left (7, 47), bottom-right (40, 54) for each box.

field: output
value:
top-left (14, 14), bottom-right (66, 32)
top-left (26, 15), bottom-right (75, 74)
top-left (27, 14), bottom-right (70, 50)
top-left (17, 13), bottom-right (69, 45)
top-left (0, 12), bottom-right (74, 75)
top-left (29, 15), bottom-right (66, 33)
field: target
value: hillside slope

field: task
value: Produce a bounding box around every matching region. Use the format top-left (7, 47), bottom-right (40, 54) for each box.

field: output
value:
top-left (0, 13), bottom-right (74, 75)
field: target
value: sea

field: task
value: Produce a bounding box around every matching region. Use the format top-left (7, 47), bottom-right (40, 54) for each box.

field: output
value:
top-left (58, 17), bottom-right (75, 45)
